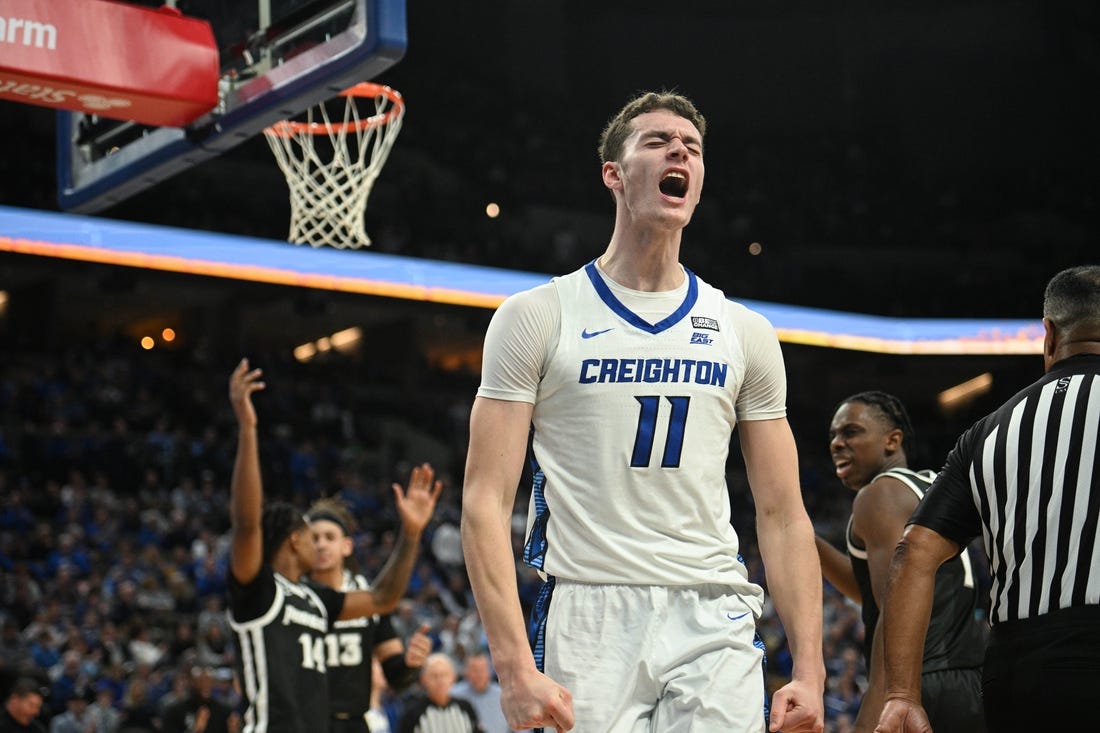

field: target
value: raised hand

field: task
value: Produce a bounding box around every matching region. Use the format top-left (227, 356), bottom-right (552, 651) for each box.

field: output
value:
top-left (403, 622), bottom-right (433, 668)
top-left (392, 462), bottom-right (443, 536)
top-left (228, 358), bottom-right (268, 583)
top-left (228, 358), bottom-right (265, 428)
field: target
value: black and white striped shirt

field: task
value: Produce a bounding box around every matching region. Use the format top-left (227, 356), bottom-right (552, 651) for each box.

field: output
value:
top-left (397, 697), bottom-right (481, 733)
top-left (910, 353), bottom-right (1100, 625)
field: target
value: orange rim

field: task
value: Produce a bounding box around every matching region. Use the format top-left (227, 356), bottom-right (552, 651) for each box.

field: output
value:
top-left (265, 82), bottom-right (404, 137)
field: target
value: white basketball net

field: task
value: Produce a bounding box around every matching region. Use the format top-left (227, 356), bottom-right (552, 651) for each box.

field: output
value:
top-left (263, 83), bottom-right (404, 249)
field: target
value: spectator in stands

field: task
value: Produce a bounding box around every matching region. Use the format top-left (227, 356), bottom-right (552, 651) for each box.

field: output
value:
top-left (2, 677), bottom-right (47, 733)
top-left (46, 535), bottom-right (90, 581)
top-left (449, 653), bottom-right (513, 733)
top-left (160, 667), bottom-right (237, 733)
top-left (118, 675), bottom-right (157, 733)
top-left (192, 625), bottom-right (230, 671)
top-left (47, 652), bottom-right (85, 717)
top-left (396, 654), bottom-right (480, 733)
top-left (125, 624), bottom-right (164, 670)
top-left (165, 622), bottom-right (196, 663)
top-left (86, 686), bottom-right (120, 733)
top-left (2, 566), bottom-right (41, 631)
top-left (25, 630), bottom-right (59, 674)
top-left (48, 687), bottom-right (95, 733)
top-left (0, 622), bottom-right (29, 672)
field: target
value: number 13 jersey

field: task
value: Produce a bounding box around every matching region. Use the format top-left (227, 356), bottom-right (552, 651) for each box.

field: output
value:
top-left (478, 260), bottom-right (787, 603)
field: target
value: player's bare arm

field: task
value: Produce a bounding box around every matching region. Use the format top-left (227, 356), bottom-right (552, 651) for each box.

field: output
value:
top-left (341, 463), bottom-right (442, 619)
top-left (849, 477), bottom-right (920, 732)
top-left (228, 358), bottom-right (266, 586)
top-left (462, 396), bottom-right (575, 732)
top-left (740, 416), bottom-right (825, 733)
top-left (875, 525), bottom-right (958, 733)
top-left (814, 534), bottom-right (861, 602)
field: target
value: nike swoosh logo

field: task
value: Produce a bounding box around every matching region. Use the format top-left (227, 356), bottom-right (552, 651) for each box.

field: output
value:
top-left (726, 612), bottom-right (750, 622)
top-left (581, 328), bottom-right (614, 339)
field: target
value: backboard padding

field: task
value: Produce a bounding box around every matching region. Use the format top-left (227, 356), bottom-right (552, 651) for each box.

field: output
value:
top-left (57, 0), bottom-right (406, 214)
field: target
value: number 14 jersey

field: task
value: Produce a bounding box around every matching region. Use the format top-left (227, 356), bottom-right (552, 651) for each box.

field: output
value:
top-left (228, 566), bottom-right (344, 733)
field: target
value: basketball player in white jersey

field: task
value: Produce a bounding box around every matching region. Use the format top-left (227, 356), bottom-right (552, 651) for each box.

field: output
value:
top-left (461, 91), bottom-right (825, 733)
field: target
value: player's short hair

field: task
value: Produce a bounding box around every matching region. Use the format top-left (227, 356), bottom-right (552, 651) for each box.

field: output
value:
top-left (1043, 265), bottom-right (1100, 334)
top-left (306, 497), bottom-right (356, 537)
top-left (836, 391), bottom-right (918, 463)
top-left (306, 496), bottom-right (361, 573)
top-left (598, 90), bottom-right (706, 164)
top-left (261, 502), bottom-right (308, 564)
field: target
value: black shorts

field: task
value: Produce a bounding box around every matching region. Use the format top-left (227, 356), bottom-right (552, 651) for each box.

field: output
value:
top-left (921, 667), bottom-right (985, 733)
top-left (982, 606), bottom-right (1100, 733)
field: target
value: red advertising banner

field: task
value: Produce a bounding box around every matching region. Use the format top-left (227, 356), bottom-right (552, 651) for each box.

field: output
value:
top-left (0, 0), bottom-right (218, 127)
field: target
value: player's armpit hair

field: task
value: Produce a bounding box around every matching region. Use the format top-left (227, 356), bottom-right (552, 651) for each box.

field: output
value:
top-left (381, 654), bottom-right (420, 692)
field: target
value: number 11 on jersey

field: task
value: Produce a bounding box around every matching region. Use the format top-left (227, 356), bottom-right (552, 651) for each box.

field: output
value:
top-left (631, 396), bottom-right (691, 468)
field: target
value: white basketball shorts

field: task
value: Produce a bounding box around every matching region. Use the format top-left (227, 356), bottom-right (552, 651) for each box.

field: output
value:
top-left (541, 581), bottom-right (766, 733)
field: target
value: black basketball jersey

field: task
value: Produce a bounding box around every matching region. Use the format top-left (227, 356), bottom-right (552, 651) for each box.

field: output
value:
top-left (326, 571), bottom-right (399, 716)
top-left (228, 565), bottom-right (345, 733)
top-left (847, 468), bottom-right (987, 673)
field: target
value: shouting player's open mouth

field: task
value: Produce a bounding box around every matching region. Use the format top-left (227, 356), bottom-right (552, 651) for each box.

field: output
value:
top-left (659, 169), bottom-right (689, 199)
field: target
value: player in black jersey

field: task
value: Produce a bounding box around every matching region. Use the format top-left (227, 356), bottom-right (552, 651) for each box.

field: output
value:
top-left (307, 497), bottom-right (434, 733)
top-left (227, 359), bottom-right (443, 733)
top-left (816, 392), bottom-right (986, 733)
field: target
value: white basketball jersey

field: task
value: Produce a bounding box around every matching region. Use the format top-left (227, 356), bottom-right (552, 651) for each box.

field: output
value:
top-left (520, 262), bottom-right (782, 606)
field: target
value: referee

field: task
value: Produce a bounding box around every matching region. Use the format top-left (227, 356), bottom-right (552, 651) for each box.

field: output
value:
top-left (875, 265), bottom-right (1100, 733)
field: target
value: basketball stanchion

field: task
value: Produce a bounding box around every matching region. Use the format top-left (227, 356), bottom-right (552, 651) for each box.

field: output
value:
top-left (263, 82), bottom-right (404, 249)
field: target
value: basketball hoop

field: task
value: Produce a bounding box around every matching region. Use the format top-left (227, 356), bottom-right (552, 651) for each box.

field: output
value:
top-left (263, 82), bottom-right (404, 249)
